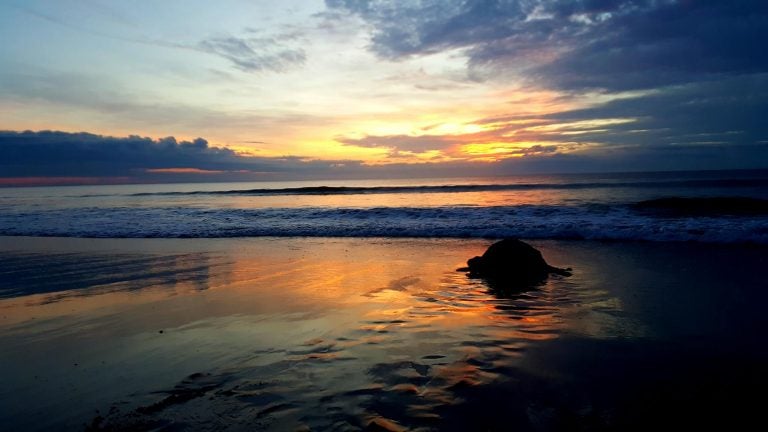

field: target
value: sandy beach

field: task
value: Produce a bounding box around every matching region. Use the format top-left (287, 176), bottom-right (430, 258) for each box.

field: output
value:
top-left (1, 236), bottom-right (766, 431)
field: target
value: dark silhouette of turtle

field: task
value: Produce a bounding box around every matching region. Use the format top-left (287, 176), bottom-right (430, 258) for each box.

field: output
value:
top-left (461, 239), bottom-right (571, 294)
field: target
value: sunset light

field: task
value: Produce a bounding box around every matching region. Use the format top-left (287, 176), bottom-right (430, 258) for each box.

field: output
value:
top-left (3, 1), bottom-right (764, 183)
top-left (1, 2), bottom-right (767, 430)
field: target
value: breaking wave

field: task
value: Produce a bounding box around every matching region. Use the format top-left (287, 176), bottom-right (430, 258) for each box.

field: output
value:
top-left (1, 204), bottom-right (766, 243)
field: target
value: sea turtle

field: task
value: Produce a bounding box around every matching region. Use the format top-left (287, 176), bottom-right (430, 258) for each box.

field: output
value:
top-left (462, 239), bottom-right (571, 290)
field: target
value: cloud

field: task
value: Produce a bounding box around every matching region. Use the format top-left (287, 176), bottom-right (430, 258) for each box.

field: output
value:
top-left (10, 2), bottom-right (307, 74)
top-left (537, 0), bottom-right (768, 91)
top-left (335, 73), bottom-right (768, 170)
top-left (0, 131), bottom-right (361, 182)
top-left (325, 0), bottom-right (528, 59)
top-left (0, 131), bottom-right (233, 177)
top-left (326, 0), bottom-right (768, 91)
top-left (337, 134), bottom-right (461, 153)
top-left (1, 128), bottom-right (765, 187)
top-left (325, 0), bottom-right (768, 172)
top-left (0, 130), bottom-right (505, 184)
top-left (542, 74), bottom-right (768, 148)
top-left (196, 35), bottom-right (306, 73)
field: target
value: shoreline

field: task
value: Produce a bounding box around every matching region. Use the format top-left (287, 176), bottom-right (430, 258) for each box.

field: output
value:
top-left (4, 233), bottom-right (768, 245)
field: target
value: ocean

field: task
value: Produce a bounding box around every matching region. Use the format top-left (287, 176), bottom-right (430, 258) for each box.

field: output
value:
top-left (1, 169), bottom-right (767, 242)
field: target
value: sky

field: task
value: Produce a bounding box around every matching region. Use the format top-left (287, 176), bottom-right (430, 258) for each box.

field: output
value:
top-left (1, 0), bottom-right (767, 185)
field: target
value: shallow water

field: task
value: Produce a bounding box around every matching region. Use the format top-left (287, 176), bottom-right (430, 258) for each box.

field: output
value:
top-left (1, 237), bottom-right (767, 430)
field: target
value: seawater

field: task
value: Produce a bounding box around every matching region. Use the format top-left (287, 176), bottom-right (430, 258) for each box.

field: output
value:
top-left (1, 170), bottom-right (767, 242)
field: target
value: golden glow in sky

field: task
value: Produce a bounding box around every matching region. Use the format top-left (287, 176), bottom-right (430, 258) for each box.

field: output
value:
top-left (0, 0), bottom-right (637, 168)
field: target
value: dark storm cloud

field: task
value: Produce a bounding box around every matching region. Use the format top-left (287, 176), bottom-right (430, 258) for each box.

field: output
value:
top-left (326, 0), bottom-right (768, 91)
top-left (0, 131), bottom-right (360, 180)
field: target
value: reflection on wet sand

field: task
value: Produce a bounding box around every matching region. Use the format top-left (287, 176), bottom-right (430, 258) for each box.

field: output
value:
top-left (0, 251), bottom-right (226, 329)
top-left (1, 238), bottom-right (767, 431)
top-left (89, 289), bottom-right (580, 430)
top-left (77, 244), bottom-right (612, 431)
top-left (0, 252), bottom-right (218, 300)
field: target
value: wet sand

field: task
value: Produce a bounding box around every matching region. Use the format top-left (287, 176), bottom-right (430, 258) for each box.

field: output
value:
top-left (1, 237), bottom-right (767, 431)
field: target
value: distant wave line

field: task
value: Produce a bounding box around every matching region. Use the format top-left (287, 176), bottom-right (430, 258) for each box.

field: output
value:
top-left (75, 178), bottom-right (768, 198)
